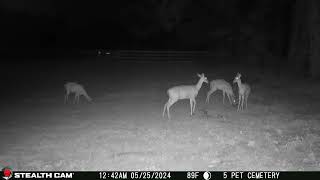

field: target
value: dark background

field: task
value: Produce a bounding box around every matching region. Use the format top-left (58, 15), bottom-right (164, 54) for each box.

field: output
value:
top-left (0, 1), bottom-right (289, 50)
top-left (0, 0), bottom-right (319, 77)
top-left (0, 0), bottom-right (291, 50)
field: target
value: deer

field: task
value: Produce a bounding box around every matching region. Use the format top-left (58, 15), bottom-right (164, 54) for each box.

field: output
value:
top-left (64, 82), bottom-right (92, 104)
top-left (233, 73), bottom-right (251, 111)
top-left (206, 79), bottom-right (236, 105)
top-left (162, 73), bottom-right (208, 120)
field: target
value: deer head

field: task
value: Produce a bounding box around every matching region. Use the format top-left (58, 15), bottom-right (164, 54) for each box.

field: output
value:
top-left (197, 73), bottom-right (209, 84)
top-left (233, 73), bottom-right (242, 83)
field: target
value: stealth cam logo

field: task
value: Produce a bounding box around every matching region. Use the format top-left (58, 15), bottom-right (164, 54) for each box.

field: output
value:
top-left (1, 167), bottom-right (12, 180)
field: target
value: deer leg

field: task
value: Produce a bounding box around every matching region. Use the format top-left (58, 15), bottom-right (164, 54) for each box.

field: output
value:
top-left (163, 101), bottom-right (168, 118)
top-left (222, 91), bottom-right (225, 104)
top-left (75, 94), bottom-right (78, 104)
top-left (237, 95), bottom-right (241, 111)
top-left (192, 99), bottom-right (196, 114)
top-left (245, 95), bottom-right (248, 109)
top-left (240, 98), bottom-right (242, 111)
top-left (76, 94), bottom-right (80, 104)
top-left (226, 93), bottom-right (229, 104)
top-left (241, 95), bottom-right (245, 110)
top-left (189, 99), bottom-right (193, 116)
top-left (237, 95), bottom-right (240, 111)
top-left (206, 89), bottom-right (215, 103)
top-left (166, 98), bottom-right (176, 120)
top-left (227, 93), bottom-right (232, 105)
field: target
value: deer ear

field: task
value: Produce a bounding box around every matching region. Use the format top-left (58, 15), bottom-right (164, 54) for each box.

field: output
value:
top-left (197, 73), bottom-right (201, 77)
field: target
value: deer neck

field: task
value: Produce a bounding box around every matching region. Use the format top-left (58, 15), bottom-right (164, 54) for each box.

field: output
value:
top-left (195, 79), bottom-right (204, 91)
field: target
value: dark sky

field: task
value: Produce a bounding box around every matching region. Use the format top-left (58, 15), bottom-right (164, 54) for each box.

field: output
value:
top-left (1, 0), bottom-right (56, 16)
top-left (0, 0), bottom-right (293, 51)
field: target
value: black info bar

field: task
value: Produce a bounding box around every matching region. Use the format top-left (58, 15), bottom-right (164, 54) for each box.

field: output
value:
top-left (5, 171), bottom-right (320, 180)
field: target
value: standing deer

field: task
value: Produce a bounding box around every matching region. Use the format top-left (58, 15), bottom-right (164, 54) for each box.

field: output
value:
top-left (233, 73), bottom-right (251, 111)
top-left (163, 73), bottom-right (208, 120)
top-left (64, 82), bottom-right (92, 104)
top-left (206, 79), bottom-right (236, 105)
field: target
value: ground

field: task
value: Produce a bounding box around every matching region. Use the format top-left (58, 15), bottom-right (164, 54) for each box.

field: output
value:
top-left (1, 56), bottom-right (320, 171)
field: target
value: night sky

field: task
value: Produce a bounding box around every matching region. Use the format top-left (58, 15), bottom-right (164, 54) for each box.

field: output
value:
top-left (1, 0), bottom-right (293, 51)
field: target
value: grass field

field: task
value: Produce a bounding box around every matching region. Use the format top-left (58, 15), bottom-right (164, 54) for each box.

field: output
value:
top-left (1, 56), bottom-right (320, 171)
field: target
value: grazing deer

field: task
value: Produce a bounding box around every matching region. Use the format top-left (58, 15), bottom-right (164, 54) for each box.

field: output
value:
top-left (233, 73), bottom-right (251, 111)
top-left (206, 79), bottom-right (236, 105)
top-left (163, 73), bottom-right (208, 120)
top-left (64, 82), bottom-right (92, 104)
